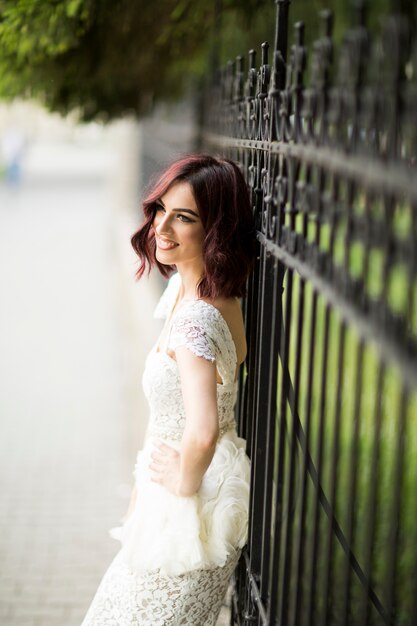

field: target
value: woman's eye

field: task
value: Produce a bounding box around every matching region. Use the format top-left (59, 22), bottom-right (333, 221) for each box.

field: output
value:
top-left (154, 205), bottom-right (194, 224)
top-left (177, 214), bottom-right (193, 223)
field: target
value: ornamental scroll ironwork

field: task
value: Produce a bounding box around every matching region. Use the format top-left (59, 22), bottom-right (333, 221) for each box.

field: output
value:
top-left (202, 2), bottom-right (417, 626)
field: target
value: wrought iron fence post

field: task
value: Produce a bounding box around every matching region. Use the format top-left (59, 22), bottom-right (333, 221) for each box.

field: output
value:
top-left (274, 0), bottom-right (291, 72)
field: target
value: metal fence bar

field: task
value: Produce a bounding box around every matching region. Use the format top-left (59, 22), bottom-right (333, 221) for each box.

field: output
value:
top-left (362, 363), bottom-right (385, 626)
top-left (321, 320), bottom-right (345, 626)
top-left (306, 301), bottom-right (330, 626)
top-left (290, 282), bottom-right (318, 626)
top-left (258, 257), bottom-right (281, 605)
top-left (385, 387), bottom-right (408, 623)
top-left (202, 138), bottom-right (417, 205)
top-left (268, 276), bottom-right (290, 625)
top-left (340, 338), bottom-right (364, 626)
top-left (276, 266), bottom-right (295, 626)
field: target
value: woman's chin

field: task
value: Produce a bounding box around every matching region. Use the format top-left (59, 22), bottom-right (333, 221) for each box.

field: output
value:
top-left (156, 249), bottom-right (177, 265)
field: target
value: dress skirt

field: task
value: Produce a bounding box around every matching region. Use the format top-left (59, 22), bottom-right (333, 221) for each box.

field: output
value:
top-left (80, 547), bottom-right (240, 626)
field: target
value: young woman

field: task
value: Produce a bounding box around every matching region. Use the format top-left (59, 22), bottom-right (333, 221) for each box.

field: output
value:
top-left (81, 154), bottom-right (255, 626)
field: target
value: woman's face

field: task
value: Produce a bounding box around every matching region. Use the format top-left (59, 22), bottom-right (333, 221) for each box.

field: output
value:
top-left (152, 182), bottom-right (205, 269)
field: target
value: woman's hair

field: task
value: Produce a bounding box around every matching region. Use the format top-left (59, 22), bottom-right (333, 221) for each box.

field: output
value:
top-left (130, 153), bottom-right (255, 299)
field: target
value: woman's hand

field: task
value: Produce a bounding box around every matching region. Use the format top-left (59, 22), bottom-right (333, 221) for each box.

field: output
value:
top-left (149, 440), bottom-right (182, 495)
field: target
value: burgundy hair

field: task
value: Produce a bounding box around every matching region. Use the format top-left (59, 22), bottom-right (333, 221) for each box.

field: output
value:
top-left (130, 153), bottom-right (255, 299)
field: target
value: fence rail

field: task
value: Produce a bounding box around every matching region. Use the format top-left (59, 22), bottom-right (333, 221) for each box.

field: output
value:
top-left (202, 1), bottom-right (417, 624)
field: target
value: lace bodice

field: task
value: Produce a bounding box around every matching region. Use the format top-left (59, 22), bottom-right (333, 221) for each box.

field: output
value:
top-left (143, 274), bottom-right (238, 441)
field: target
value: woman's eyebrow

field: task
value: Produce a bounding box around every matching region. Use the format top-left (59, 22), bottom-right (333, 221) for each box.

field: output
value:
top-left (173, 208), bottom-right (199, 218)
top-left (157, 199), bottom-right (199, 219)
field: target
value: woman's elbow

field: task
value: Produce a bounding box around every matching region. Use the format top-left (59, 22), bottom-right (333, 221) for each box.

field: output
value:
top-left (200, 432), bottom-right (219, 449)
top-left (187, 428), bottom-right (219, 450)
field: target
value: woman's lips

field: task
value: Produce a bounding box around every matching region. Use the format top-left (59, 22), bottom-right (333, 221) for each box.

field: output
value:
top-left (156, 236), bottom-right (179, 250)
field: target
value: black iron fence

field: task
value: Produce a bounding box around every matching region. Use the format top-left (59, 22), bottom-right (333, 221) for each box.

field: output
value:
top-left (202, 1), bottom-right (417, 624)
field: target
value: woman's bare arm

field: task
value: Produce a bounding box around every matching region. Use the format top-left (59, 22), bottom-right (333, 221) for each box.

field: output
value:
top-left (149, 346), bottom-right (219, 496)
top-left (175, 345), bottom-right (219, 496)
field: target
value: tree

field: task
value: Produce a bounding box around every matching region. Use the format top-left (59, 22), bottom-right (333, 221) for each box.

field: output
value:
top-left (0, 0), bottom-right (415, 122)
top-left (0, 0), bottom-right (274, 121)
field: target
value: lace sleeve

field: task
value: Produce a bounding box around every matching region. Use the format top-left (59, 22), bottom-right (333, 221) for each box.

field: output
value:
top-left (169, 312), bottom-right (217, 363)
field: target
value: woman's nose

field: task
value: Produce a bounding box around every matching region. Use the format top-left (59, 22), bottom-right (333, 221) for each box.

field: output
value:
top-left (154, 212), bottom-right (172, 233)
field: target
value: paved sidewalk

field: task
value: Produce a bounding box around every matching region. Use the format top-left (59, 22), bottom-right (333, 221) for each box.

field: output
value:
top-left (0, 131), bottom-right (231, 626)
top-left (0, 133), bottom-right (155, 625)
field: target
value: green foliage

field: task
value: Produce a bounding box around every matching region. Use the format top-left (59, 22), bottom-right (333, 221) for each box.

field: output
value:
top-left (0, 0), bottom-right (92, 58)
top-left (0, 0), bottom-right (208, 119)
top-left (0, 0), bottom-right (415, 121)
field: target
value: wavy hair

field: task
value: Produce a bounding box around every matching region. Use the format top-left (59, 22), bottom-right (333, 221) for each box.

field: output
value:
top-left (130, 153), bottom-right (255, 299)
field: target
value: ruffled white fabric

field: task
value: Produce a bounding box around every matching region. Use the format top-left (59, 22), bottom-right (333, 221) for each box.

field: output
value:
top-left (110, 432), bottom-right (250, 576)
top-left (109, 273), bottom-right (250, 578)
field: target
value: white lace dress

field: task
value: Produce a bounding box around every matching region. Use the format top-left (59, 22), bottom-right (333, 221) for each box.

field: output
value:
top-left (81, 273), bottom-right (251, 626)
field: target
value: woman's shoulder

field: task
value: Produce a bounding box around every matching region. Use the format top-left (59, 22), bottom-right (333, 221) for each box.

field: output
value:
top-left (205, 296), bottom-right (244, 328)
top-left (208, 295), bottom-right (242, 315)
top-left (175, 295), bottom-right (241, 326)
top-left (170, 295), bottom-right (247, 366)
top-left (198, 296), bottom-right (247, 365)
top-left (215, 298), bottom-right (247, 363)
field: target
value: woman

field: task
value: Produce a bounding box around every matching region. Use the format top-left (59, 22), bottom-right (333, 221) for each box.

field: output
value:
top-left (81, 154), bottom-right (255, 626)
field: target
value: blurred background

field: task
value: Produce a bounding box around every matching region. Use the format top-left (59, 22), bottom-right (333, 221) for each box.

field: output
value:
top-left (0, 1), bottom-right (416, 625)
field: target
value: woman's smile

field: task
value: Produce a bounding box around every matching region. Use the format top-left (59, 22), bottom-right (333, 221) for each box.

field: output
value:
top-left (156, 235), bottom-right (179, 250)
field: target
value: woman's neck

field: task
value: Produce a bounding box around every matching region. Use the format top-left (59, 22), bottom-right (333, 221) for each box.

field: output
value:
top-left (176, 263), bottom-right (204, 301)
